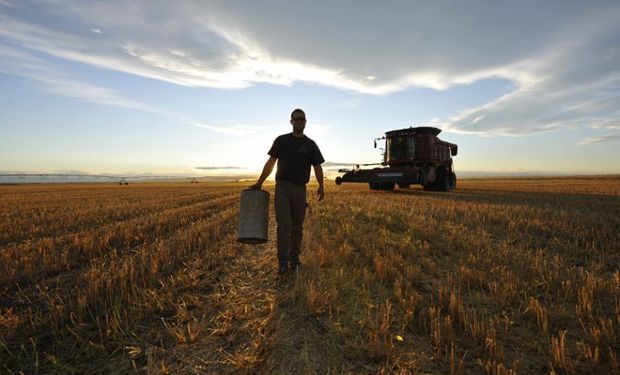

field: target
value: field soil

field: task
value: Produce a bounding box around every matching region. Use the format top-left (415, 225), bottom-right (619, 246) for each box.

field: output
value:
top-left (1, 177), bottom-right (619, 374)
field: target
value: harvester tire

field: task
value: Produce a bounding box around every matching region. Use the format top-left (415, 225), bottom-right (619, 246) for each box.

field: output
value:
top-left (435, 167), bottom-right (450, 192)
top-left (335, 177), bottom-right (343, 185)
top-left (382, 182), bottom-right (395, 190)
top-left (449, 173), bottom-right (457, 190)
top-left (369, 182), bottom-right (395, 191)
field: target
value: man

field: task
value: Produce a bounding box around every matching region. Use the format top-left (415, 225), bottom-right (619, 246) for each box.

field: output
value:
top-left (250, 108), bottom-right (325, 274)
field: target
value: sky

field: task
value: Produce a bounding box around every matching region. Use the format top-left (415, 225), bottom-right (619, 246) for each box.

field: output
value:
top-left (1, 0), bottom-right (619, 178)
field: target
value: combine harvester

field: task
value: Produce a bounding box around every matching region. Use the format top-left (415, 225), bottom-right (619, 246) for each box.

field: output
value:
top-left (335, 126), bottom-right (458, 191)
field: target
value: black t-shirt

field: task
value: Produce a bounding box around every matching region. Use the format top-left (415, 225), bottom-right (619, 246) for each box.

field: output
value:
top-left (268, 133), bottom-right (325, 185)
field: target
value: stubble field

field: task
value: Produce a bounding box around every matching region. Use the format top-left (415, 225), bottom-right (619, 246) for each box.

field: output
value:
top-left (1, 177), bottom-right (619, 374)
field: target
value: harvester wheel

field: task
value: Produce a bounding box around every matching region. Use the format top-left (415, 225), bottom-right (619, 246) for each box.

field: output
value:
top-left (435, 167), bottom-right (450, 191)
top-left (440, 176), bottom-right (449, 191)
top-left (369, 182), bottom-right (394, 191)
top-left (449, 173), bottom-right (457, 190)
top-left (335, 177), bottom-right (343, 185)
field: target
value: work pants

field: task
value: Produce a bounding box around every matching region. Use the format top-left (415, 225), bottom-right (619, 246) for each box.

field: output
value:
top-left (274, 180), bottom-right (307, 266)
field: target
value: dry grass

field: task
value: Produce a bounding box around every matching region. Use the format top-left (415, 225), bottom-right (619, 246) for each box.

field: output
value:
top-left (1, 177), bottom-right (619, 374)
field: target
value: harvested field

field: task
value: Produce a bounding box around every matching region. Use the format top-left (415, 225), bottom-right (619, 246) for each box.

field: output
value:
top-left (1, 177), bottom-right (619, 374)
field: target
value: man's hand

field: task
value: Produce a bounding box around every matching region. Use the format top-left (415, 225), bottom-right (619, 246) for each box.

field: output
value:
top-left (313, 164), bottom-right (325, 201)
top-left (317, 185), bottom-right (324, 201)
top-left (249, 182), bottom-right (262, 190)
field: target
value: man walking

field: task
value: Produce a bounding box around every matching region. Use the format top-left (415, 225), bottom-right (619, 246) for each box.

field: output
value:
top-left (250, 109), bottom-right (325, 274)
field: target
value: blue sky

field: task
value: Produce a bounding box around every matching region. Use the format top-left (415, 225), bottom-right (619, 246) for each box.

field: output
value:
top-left (1, 0), bottom-right (619, 177)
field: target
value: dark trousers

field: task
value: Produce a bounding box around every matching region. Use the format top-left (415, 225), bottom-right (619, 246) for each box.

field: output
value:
top-left (274, 180), bottom-right (307, 266)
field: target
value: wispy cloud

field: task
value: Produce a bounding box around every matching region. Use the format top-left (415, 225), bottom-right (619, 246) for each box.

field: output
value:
top-left (0, 0), bottom-right (14, 8)
top-left (43, 76), bottom-right (171, 114)
top-left (470, 115), bottom-right (485, 125)
top-left (0, 44), bottom-right (264, 136)
top-left (0, 1), bottom-right (619, 137)
top-left (0, 44), bottom-right (170, 115)
top-left (189, 122), bottom-right (263, 136)
top-left (577, 134), bottom-right (620, 145)
top-left (590, 119), bottom-right (620, 130)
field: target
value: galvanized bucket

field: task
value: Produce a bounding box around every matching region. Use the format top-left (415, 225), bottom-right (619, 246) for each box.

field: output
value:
top-left (237, 188), bottom-right (270, 244)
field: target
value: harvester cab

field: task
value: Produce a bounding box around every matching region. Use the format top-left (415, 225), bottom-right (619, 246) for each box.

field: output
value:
top-left (335, 126), bottom-right (458, 191)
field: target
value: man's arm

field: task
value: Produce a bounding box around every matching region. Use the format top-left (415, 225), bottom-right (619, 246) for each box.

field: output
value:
top-left (249, 157), bottom-right (277, 189)
top-left (313, 164), bottom-right (324, 201)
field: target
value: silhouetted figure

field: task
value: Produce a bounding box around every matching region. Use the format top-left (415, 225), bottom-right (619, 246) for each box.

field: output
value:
top-left (250, 109), bottom-right (325, 274)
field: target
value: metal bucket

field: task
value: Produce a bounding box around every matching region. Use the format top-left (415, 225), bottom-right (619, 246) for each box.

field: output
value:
top-left (237, 188), bottom-right (270, 244)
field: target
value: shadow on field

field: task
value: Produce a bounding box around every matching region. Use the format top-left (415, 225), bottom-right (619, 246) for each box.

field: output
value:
top-left (388, 187), bottom-right (620, 211)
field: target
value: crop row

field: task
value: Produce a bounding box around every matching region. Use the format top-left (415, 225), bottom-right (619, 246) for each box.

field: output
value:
top-left (0, 188), bottom-right (235, 247)
top-left (293, 187), bottom-right (620, 373)
top-left (1, 201), bottom-right (238, 373)
top-left (0, 193), bottom-right (238, 285)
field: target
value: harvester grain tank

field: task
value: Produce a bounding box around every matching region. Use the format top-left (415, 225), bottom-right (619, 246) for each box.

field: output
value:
top-left (335, 126), bottom-right (458, 191)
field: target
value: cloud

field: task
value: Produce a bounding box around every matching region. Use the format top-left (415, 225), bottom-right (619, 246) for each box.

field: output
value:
top-left (51, 169), bottom-right (97, 174)
top-left (189, 122), bottom-right (263, 135)
top-left (0, 44), bottom-right (170, 115)
top-left (470, 115), bottom-right (485, 125)
top-left (577, 134), bottom-right (620, 145)
top-left (590, 119), bottom-right (620, 130)
top-left (0, 0), bottom-right (619, 136)
top-left (43, 77), bottom-right (168, 113)
top-left (0, 45), bottom-right (265, 136)
top-left (0, 0), bottom-right (13, 8)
